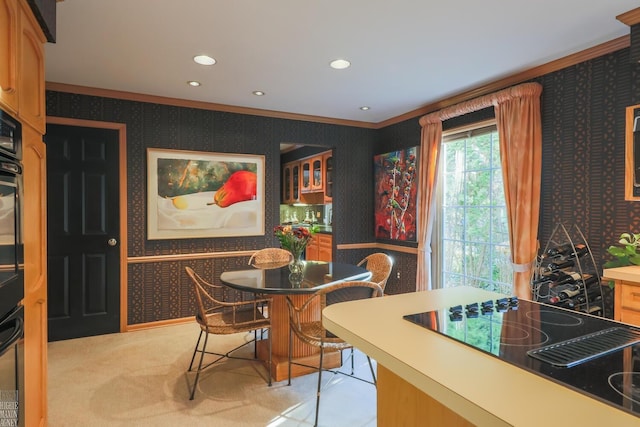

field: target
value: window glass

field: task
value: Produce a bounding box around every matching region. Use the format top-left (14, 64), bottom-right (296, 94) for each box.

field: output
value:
top-left (435, 124), bottom-right (512, 295)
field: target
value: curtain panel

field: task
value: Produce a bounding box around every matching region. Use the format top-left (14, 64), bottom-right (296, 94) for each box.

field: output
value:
top-left (417, 82), bottom-right (543, 297)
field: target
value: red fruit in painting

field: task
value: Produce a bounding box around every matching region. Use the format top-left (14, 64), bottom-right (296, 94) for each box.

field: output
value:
top-left (212, 170), bottom-right (257, 207)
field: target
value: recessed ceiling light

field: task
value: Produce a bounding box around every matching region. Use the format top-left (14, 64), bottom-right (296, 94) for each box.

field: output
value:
top-left (253, 91), bottom-right (265, 96)
top-left (187, 81), bottom-right (201, 87)
top-left (193, 55), bottom-right (216, 66)
top-left (360, 106), bottom-right (370, 111)
top-left (330, 59), bottom-right (351, 70)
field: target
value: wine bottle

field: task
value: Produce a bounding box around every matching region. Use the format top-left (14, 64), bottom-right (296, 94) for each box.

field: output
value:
top-left (574, 284), bottom-right (602, 305)
top-left (550, 297), bottom-right (576, 309)
top-left (580, 305), bottom-right (603, 316)
top-left (543, 258), bottom-right (575, 273)
top-left (540, 270), bottom-right (581, 287)
top-left (566, 244), bottom-right (589, 259)
top-left (545, 243), bottom-right (573, 257)
top-left (575, 274), bottom-right (598, 288)
top-left (549, 285), bottom-right (583, 303)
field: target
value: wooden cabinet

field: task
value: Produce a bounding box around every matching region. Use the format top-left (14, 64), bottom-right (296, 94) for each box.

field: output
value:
top-left (282, 150), bottom-right (332, 203)
top-left (282, 161), bottom-right (301, 204)
top-left (18, 1), bottom-right (45, 133)
top-left (305, 233), bottom-right (332, 262)
top-left (0, 1), bottom-right (48, 425)
top-left (317, 234), bottom-right (332, 262)
top-left (0, 0), bottom-right (19, 113)
top-left (22, 124), bottom-right (47, 427)
top-left (323, 152), bottom-right (332, 202)
top-left (305, 238), bottom-right (319, 260)
top-left (311, 155), bottom-right (323, 191)
top-left (613, 280), bottom-right (640, 326)
top-left (0, 0), bottom-right (45, 132)
top-left (302, 154), bottom-right (323, 193)
top-left (300, 158), bottom-right (311, 193)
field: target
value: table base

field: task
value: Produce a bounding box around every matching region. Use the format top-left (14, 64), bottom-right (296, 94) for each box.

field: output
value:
top-left (256, 340), bottom-right (341, 382)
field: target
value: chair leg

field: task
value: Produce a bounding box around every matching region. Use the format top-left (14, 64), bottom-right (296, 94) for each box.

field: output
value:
top-left (188, 330), bottom-right (204, 372)
top-left (267, 327), bottom-right (272, 387)
top-left (314, 347), bottom-right (324, 427)
top-left (366, 356), bottom-right (377, 385)
top-left (350, 347), bottom-right (355, 375)
top-left (287, 326), bottom-right (293, 386)
top-left (189, 331), bottom-right (210, 400)
top-left (254, 330), bottom-right (258, 358)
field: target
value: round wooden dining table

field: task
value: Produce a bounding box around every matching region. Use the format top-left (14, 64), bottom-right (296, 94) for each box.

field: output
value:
top-left (220, 261), bottom-right (372, 381)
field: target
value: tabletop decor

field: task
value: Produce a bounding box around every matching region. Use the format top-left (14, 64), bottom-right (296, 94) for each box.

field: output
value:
top-left (273, 224), bottom-right (317, 274)
top-left (147, 148), bottom-right (265, 239)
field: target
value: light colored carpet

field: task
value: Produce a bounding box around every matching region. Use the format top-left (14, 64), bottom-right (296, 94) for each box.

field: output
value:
top-left (47, 322), bottom-right (377, 427)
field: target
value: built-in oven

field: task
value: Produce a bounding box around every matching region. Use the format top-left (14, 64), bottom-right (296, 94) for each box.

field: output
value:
top-left (0, 109), bottom-right (23, 426)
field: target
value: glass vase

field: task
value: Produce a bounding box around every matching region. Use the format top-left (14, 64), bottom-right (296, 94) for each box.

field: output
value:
top-left (288, 254), bottom-right (305, 275)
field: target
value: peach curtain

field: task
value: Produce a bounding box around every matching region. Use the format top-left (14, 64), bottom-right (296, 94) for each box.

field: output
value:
top-left (417, 82), bottom-right (542, 295)
top-left (494, 85), bottom-right (542, 298)
top-left (415, 121), bottom-right (442, 291)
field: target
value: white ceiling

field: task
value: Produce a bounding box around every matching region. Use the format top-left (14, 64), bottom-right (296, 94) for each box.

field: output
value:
top-left (46, 1), bottom-right (637, 124)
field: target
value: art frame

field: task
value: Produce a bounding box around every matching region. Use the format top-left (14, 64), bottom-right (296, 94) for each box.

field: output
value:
top-left (147, 148), bottom-right (265, 240)
top-left (625, 104), bottom-right (640, 201)
top-left (373, 146), bottom-right (419, 242)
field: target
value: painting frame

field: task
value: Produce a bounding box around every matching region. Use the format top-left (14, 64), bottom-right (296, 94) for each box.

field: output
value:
top-left (625, 104), bottom-right (640, 201)
top-left (147, 148), bottom-right (265, 240)
top-left (373, 146), bottom-right (419, 243)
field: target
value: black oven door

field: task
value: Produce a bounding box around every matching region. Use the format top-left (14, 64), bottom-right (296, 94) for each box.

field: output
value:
top-left (0, 304), bottom-right (24, 427)
top-left (0, 157), bottom-right (22, 321)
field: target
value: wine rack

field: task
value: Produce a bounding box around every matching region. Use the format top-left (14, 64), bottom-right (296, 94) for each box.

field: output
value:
top-left (531, 223), bottom-right (605, 317)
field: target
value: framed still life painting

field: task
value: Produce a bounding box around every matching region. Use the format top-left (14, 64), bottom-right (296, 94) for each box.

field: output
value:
top-left (374, 146), bottom-right (419, 242)
top-left (147, 148), bottom-right (265, 239)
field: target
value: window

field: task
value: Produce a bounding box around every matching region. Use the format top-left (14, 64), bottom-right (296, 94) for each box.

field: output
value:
top-left (433, 121), bottom-right (512, 294)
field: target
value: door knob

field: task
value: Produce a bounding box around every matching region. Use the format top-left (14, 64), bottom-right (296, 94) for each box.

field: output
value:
top-left (107, 238), bottom-right (118, 247)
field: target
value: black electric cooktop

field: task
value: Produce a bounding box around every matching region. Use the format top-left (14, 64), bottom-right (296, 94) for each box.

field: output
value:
top-left (404, 298), bottom-right (640, 418)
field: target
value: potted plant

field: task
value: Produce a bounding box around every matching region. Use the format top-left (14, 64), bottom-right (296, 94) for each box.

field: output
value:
top-left (604, 232), bottom-right (640, 269)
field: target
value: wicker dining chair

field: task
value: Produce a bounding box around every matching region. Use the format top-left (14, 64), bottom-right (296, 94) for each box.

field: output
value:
top-left (357, 253), bottom-right (393, 292)
top-left (285, 280), bottom-right (383, 427)
top-left (185, 267), bottom-right (273, 400)
top-left (248, 247), bottom-right (293, 268)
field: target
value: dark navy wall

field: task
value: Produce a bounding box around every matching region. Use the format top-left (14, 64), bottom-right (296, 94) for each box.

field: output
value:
top-left (45, 93), bottom-right (376, 323)
top-left (45, 45), bottom-right (640, 322)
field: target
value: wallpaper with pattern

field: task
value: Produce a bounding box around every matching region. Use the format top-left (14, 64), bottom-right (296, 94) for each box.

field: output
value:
top-left (45, 93), bottom-right (376, 324)
top-left (45, 45), bottom-right (640, 324)
top-left (377, 47), bottom-right (640, 317)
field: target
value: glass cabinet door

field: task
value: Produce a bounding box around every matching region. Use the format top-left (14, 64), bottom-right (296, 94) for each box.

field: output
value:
top-left (324, 153), bottom-right (333, 202)
top-left (292, 163), bottom-right (300, 200)
top-left (282, 165), bottom-right (291, 202)
top-left (301, 160), bottom-right (311, 191)
top-left (312, 157), bottom-right (322, 190)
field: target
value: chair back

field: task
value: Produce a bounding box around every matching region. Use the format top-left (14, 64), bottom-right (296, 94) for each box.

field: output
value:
top-left (286, 280), bottom-right (383, 344)
top-left (248, 248), bottom-right (293, 267)
top-left (357, 253), bottom-right (393, 291)
top-left (185, 267), bottom-right (224, 323)
top-left (186, 266), bottom-right (271, 330)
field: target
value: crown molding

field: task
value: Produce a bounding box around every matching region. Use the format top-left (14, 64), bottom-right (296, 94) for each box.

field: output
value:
top-left (46, 35), bottom-right (630, 130)
top-left (617, 7), bottom-right (640, 26)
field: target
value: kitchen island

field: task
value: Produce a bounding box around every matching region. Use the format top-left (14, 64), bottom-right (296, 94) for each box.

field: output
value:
top-left (323, 287), bottom-right (640, 426)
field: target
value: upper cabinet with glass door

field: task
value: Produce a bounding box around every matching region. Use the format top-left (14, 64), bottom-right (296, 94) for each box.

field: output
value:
top-left (302, 154), bottom-right (324, 193)
top-left (323, 151), bottom-right (332, 203)
top-left (311, 156), bottom-right (323, 191)
top-left (282, 161), bottom-right (301, 204)
top-left (301, 158), bottom-right (311, 193)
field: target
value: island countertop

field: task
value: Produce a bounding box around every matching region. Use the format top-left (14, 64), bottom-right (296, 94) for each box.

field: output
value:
top-left (603, 265), bottom-right (640, 282)
top-left (322, 287), bottom-right (639, 427)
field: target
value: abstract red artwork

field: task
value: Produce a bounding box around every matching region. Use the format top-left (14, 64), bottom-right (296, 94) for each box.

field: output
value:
top-left (374, 147), bottom-right (419, 242)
